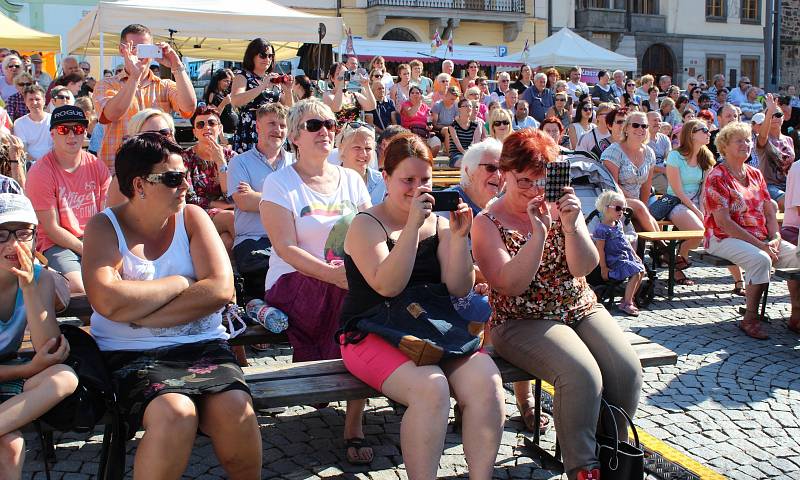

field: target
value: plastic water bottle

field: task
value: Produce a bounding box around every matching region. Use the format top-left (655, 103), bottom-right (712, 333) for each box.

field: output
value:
top-left (245, 299), bottom-right (289, 333)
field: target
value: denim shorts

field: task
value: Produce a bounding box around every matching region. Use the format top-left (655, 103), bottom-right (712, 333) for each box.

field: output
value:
top-left (767, 183), bottom-right (786, 201)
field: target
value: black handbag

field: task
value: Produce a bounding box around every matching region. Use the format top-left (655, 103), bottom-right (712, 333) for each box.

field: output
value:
top-left (597, 399), bottom-right (644, 479)
top-left (647, 194), bottom-right (681, 221)
top-left (343, 283), bottom-right (484, 366)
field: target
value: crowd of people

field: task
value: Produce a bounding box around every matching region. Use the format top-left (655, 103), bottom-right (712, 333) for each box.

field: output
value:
top-left (0, 22), bottom-right (799, 480)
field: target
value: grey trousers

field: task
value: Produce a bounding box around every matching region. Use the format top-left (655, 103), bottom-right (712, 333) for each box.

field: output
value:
top-left (491, 305), bottom-right (643, 478)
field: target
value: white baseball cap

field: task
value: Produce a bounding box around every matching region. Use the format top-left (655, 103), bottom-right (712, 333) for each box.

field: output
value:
top-left (751, 112), bottom-right (766, 125)
top-left (0, 193), bottom-right (38, 226)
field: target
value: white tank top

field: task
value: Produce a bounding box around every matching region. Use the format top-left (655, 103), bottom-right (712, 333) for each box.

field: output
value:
top-left (90, 208), bottom-right (227, 351)
top-left (572, 122), bottom-right (595, 142)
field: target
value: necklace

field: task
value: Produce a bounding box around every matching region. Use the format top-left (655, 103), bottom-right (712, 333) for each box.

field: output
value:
top-left (727, 164), bottom-right (748, 183)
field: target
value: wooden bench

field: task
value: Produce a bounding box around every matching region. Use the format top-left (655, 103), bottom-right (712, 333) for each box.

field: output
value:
top-left (637, 230), bottom-right (705, 299)
top-left (690, 249), bottom-right (769, 321)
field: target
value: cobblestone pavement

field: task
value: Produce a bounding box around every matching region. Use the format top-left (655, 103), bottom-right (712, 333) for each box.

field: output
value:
top-left (20, 265), bottom-right (800, 479)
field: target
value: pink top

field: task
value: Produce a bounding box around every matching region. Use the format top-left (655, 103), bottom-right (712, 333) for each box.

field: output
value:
top-left (26, 150), bottom-right (111, 252)
top-left (400, 101), bottom-right (429, 129)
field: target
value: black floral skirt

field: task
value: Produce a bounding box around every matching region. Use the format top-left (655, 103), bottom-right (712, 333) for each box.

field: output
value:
top-left (103, 340), bottom-right (249, 434)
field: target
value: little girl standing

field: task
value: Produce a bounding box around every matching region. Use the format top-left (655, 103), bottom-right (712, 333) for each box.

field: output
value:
top-left (593, 190), bottom-right (646, 316)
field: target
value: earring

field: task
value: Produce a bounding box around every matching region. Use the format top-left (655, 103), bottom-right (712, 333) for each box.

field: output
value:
top-left (139, 191), bottom-right (145, 199)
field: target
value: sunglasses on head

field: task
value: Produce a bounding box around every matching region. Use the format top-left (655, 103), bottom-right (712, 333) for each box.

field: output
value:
top-left (492, 120), bottom-right (510, 127)
top-left (0, 228), bottom-right (35, 243)
top-left (301, 118), bottom-right (336, 132)
top-left (774, 111), bottom-right (784, 119)
top-left (16, 82), bottom-right (31, 88)
top-left (145, 170), bottom-right (187, 188)
top-left (257, 52), bottom-right (274, 59)
top-left (479, 163), bottom-right (499, 173)
top-left (629, 122), bottom-right (647, 130)
top-left (194, 118), bottom-right (220, 129)
top-left (54, 124), bottom-right (86, 136)
top-left (344, 120), bottom-right (374, 132)
top-left (607, 205), bottom-right (633, 215)
top-left (693, 126), bottom-right (710, 134)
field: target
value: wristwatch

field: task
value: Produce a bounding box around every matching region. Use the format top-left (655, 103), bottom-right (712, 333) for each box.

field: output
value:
top-left (219, 163), bottom-right (228, 173)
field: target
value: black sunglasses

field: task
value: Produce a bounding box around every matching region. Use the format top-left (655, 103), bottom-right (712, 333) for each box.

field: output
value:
top-left (479, 163), bottom-right (499, 173)
top-left (145, 171), bottom-right (187, 188)
top-left (16, 82), bottom-right (31, 88)
top-left (0, 228), bottom-right (35, 243)
top-left (257, 52), bottom-right (274, 59)
top-left (301, 118), bottom-right (336, 132)
top-left (692, 126), bottom-right (710, 134)
top-left (607, 205), bottom-right (634, 216)
top-left (194, 119), bottom-right (220, 129)
top-left (629, 122), bottom-right (647, 130)
top-left (6, 64), bottom-right (21, 70)
top-left (492, 120), bottom-right (510, 127)
top-left (774, 111), bottom-right (784, 119)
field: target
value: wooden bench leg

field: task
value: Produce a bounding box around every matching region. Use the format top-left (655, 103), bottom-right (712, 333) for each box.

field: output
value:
top-left (524, 379), bottom-right (563, 470)
top-left (233, 345), bottom-right (248, 367)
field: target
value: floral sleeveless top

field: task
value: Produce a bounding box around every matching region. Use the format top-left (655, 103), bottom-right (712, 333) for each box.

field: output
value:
top-left (484, 212), bottom-right (597, 327)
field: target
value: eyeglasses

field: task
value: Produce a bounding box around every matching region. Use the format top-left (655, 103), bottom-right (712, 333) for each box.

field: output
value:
top-left (479, 163), bottom-right (499, 173)
top-left (693, 126), bottom-right (710, 134)
top-left (81, 67), bottom-right (90, 73)
top-left (300, 118), bottom-right (336, 132)
top-left (16, 82), bottom-right (31, 88)
top-left (194, 119), bottom-right (220, 129)
top-left (513, 174), bottom-right (546, 190)
top-left (6, 64), bottom-right (21, 70)
top-left (145, 170), bottom-right (188, 188)
top-left (54, 95), bottom-right (70, 101)
top-left (774, 111), bottom-right (785, 119)
top-left (629, 122), bottom-right (647, 130)
top-left (606, 205), bottom-right (633, 216)
top-left (0, 228), bottom-right (35, 243)
top-left (257, 52), bottom-right (274, 59)
top-left (145, 128), bottom-right (173, 137)
top-left (54, 124), bottom-right (87, 136)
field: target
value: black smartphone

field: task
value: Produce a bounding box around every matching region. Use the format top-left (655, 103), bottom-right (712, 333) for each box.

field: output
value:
top-left (428, 191), bottom-right (460, 211)
top-left (545, 161), bottom-right (571, 202)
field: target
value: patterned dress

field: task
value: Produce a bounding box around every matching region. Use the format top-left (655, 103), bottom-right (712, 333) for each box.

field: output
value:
top-left (592, 221), bottom-right (645, 281)
top-left (183, 146), bottom-right (235, 216)
top-left (232, 70), bottom-right (280, 153)
top-left (484, 213), bottom-right (596, 327)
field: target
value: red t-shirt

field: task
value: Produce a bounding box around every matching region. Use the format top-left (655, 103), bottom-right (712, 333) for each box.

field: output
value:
top-left (703, 164), bottom-right (770, 248)
top-left (400, 101), bottom-right (430, 130)
top-left (26, 150), bottom-right (111, 252)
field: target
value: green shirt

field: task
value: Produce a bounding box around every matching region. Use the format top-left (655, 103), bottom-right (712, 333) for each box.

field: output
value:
top-left (665, 150), bottom-right (703, 198)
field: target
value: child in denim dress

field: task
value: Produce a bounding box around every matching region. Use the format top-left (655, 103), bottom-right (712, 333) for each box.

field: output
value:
top-left (593, 190), bottom-right (646, 316)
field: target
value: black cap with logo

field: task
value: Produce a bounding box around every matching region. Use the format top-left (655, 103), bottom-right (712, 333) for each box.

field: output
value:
top-left (50, 105), bottom-right (89, 130)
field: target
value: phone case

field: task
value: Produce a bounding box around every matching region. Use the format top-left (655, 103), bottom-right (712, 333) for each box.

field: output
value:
top-left (545, 161), bottom-right (571, 202)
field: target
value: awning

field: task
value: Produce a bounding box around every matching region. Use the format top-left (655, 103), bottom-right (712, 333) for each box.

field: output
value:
top-left (506, 28), bottom-right (636, 71)
top-left (335, 39), bottom-right (522, 67)
top-left (0, 12), bottom-right (61, 52)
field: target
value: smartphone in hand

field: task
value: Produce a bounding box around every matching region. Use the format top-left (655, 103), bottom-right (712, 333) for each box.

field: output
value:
top-left (545, 161), bottom-right (571, 202)
top-left (429, 191), bottom-right (460, 211)
top-left (136, 44), bottom-right (163, 59)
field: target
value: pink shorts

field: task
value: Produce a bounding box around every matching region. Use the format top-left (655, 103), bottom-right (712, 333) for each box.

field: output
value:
top-left (340, 333), bottom-right (411, 392)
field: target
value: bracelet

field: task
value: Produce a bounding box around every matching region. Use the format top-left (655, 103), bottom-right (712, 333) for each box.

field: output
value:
top-left (171, 63), bottom-right (186, 73)
top-left (561, 224), bottom-right (579, 235)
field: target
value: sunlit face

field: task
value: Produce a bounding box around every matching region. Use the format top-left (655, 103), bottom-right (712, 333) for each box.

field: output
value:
top-left (569, 69), bottom-right (580, 82)
top-left (443, 62), bottom-right (454, 75)
top-left (252, 46), bottom-right (274, 72)
top-left (0, 221), bottom-right (35, 272)
top-left (384, 156), bottom-right (432, 209)
top-left (515, 102), bottom-right (528, 118)
top-left (255, 112), bottom-right (288, 149)
top-left (683, 111), bottom-right (696, 122)
top-left (543, 123), bottom-right (561, 143)
top-left (372, 58), bottom-right (385, 70)
top-left (505, 90), bottom-right (518, 106)
top-left (534, 76), bottom-right (546, 90)
top-left (371, 82), bottom-right (386, 99)
top-left (3, 58), bottom-right (22, 81)
top-left (399, 68), bottom-right (410, 82)
top-left (718, 106), bottom-right (738, 127)
top-left (690, 123), bottom-right (711, 147)
top-left (24, 92), bottom-right (44, 113)
top-left (293, 113), bottom-right (335, 156)
top-left (625, 114), bottom-right (648, 143)
top-left (647, 113), bottom-right (661, 131)
top-left (521, 65), bottom-right (532, 80)
top-left (614, 72), bottom-right (624, 85)
top-left (411, 65), bottom-right (422, 78)
top-left (467, 151), bottom-right (503, 203)
top-left (141, 153), bottom-right (190, 212)
top-left (346, 56), bottom-right (359, 71)
top-left (410, 88), bottom-right (423, 103)
top-left (51, 121), bottom-right (87, 157)
top-left (193, 113), bottom-right (222, 143)
top-left (340, 131), bottom-right (375, 175)
top-left (506, 167), bottom-right (544, 203)
top-left (122, 32), bottom-right (153, 71)
top-left (467, 63), bottom-right (479, 76)
top-left (606, 197), bottom-right (627, 222)
top-left (722, 133), bottom-right (753, 162)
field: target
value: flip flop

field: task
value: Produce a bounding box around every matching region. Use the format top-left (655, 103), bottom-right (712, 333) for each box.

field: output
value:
top-left (618, 302), bottom-right (640, 316)
top-left (344, 438), bottom-right (373, 465)
top-left (516, 400), bottom-right (550, 435)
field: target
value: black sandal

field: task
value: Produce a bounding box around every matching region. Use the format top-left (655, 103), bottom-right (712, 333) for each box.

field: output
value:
top-left (344, 438), bottom-right (374, 465)
top-left (732, 280), bottom-right (746, 296)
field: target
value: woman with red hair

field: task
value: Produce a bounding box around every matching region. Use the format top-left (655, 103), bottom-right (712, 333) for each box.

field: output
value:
top-left (471, 128), bottom-right (642, 480)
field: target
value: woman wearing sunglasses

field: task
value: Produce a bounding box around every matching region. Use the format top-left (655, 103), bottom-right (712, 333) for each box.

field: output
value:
top-left (6, 72), bottom-right (32, 122)
top-left (231, 38), bottom-right (293, 154)
top-left (471, 128), bottom-right (642, 480)
top-left (757, 93), bottom-right (795, 211)
top-left (488, 107), bottom-right (512, 142)
top-left (260, 99), bottom-right (374, 465)
top-left (568, 100), bottom-right (595, 150)
top-left (601, 110), bottom-right (661, 233)
top-left (368, 56), bottom-right (394, 91)
top-left (82, 133), bottom-right (261, 477)
top-left (183, 105), bottom-right (236, 252)
top-left (659, 119), bottom-right (716, 285)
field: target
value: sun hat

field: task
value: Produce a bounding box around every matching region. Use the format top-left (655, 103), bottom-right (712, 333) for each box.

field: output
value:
top-left (0, 193), bottom-right (38, 226)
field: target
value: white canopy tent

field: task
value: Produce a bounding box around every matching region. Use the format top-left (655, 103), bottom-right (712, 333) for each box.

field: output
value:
top-left (507, 28), bottom-right (636, 71)
top-left (335, 39), bottom-right (522, 67)
top-left (66, 0), bottom-right (343, 70)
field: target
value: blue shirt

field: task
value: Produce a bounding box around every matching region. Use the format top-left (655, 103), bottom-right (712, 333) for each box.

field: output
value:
top-left (368, 99), bottom-right (396, 131)
top-left (227, 146), bottom-right (294, 247)
top-left (365, 167), bottom-right (386, 206)
top-left (519, 85), bottom-right (554, 123)
top-left (88, 123), bottom-right (105, 154)
top-left (0, 265), bottom-right (42, 358)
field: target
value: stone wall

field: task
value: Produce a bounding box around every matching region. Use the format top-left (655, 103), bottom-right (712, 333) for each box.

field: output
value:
top-left (782, 0), bottom-right (800, 88)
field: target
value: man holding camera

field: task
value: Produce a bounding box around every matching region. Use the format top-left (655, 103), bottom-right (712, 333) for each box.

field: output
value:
top-left (93, 23), bottom-right (196, 171)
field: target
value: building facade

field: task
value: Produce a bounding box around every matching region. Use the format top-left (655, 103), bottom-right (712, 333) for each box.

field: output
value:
top-left (552, 0), bottom-right (766, 88)
top-left (782, 0), bottom-right (800, 89)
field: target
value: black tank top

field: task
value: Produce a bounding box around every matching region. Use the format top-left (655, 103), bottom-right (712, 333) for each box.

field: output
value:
top-left (339, 212), bottom-right (442, 332)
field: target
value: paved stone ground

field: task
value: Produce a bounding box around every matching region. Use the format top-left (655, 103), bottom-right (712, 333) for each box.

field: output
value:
top-left (19, 265), bottom-right (800, 479)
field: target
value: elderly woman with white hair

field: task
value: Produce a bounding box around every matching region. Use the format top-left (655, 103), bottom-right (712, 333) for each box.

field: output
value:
top-left (338, 120), bottom-right (386, 205)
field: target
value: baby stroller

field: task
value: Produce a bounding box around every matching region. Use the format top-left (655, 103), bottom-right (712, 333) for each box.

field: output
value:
top-left (563, 150), bottom-right (656, 309)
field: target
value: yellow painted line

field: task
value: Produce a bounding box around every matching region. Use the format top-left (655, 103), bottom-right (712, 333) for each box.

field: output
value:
top-left (534, 381), bottom-right (727, 480)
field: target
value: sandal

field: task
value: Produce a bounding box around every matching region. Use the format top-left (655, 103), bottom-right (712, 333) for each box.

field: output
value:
top-left (618, 301), bottom-right (640, 316)
top-left (674, 271), bottom-right (696, 286)
top-left (732, 280), bottom-right (746, 296)
top-left (674, 255), bottom-right (692, 271)
top-left (344, 438), bottom-right (374, 465)
top-left (516, 399), bottom-right (550, 435)
top-left (738, 319), bottom-right (769, 340)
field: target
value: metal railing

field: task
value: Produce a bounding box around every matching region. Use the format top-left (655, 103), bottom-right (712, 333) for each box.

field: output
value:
top-left (366, 0), bottom-right (525, 13)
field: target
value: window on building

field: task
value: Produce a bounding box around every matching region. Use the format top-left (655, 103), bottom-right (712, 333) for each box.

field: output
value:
top-left (631, 0), bottom-right (657, 14)
top-left (706, 0), bottom-right (726, 20)
top-left (741, 0), bottom-right (760, 23)
top-left (741, 57), bottom-right (760, 86)
top-left (578, 0), bottom-right (612, 8)
top-left (707, 56), bottom-right (725, 81)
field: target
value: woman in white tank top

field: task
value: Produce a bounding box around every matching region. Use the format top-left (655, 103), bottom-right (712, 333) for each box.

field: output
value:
top-left (568, 99), bottom-right (597, 150)
top-left (81, 133), bottom-right (261, 478)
